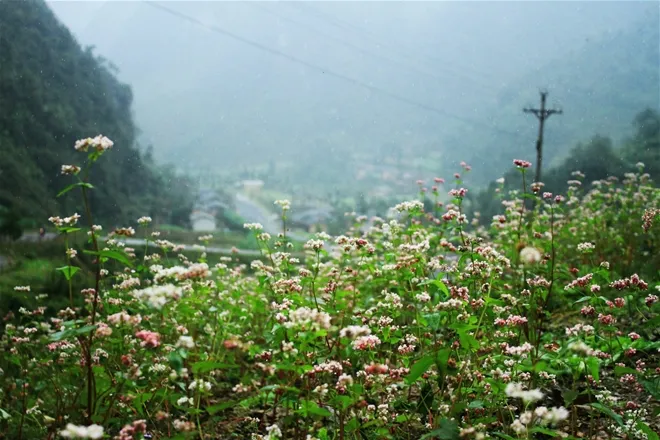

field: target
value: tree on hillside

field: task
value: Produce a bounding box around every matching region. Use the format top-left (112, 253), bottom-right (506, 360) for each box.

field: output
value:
top-left (622, 108), bottom-right (660, 176)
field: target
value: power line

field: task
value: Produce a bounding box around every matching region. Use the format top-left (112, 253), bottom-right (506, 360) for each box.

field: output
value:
top-left (249, 2), bottom-right (492, 92)
top-left (143, 1), bottom-right (521, 139)
top-left (290, 2), bottom-right (497, 85)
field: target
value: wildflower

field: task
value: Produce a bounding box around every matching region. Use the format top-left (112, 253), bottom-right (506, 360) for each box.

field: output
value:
top-left (95, 323), bottom-right (112, 338)
top-left (177, 397), bottom-right (193, 406)
top-left (74, 135), bottom-right (113, 152)
top-left (577, 242), bottom-right (595, 253)
top-left (116, 420), bottom-right (147, 440)
top-left (61, 165), bottom-right (81, 175)
top-left (513, 159), bottom-right (532, 169)
top-left (415, 292), bottom-right (431, 302)
top-left (14, 285), bottom-right (30, 292)
top-left (59, 423), bottom-right (104, 439)
top-left (304, 239), bottom-right (324, 251)
top-left (244, 223), bottom-right (263, 231)
top-left (66, 248), bottom-right (77, 259)
top-left (135, 330), bottom-right (161, 348)
top-left (642, 208), bottom-right (658, 233)
top-left (394, 200), bottom-right (424, 213)
top-left (188, 380), bottom-right (212, 392)
top-left (519, 246), bottom-right (541, 265)
top-left (352, 335), bottom-right (381, 350)
top-left (505, 383), bottom-right (544, 403)
top-left (274, 200), bottom-right (291, 211)
top-left (266, 424), bottom-right (282, 439)
top-left (114, 227), bottom-right (136, 237)
top-left (137, 216), bottom-right (152, 226)
top-left (339, 325), bottom-right (371, 339)
top-left (176, 336), bottom-right (195, 349)
top-left (337, 374), bottom-right (353, 388)
top-left (568, 341), bottom-right (595, 356)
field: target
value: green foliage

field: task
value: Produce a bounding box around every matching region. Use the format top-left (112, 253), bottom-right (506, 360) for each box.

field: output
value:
top-left (0, 0), bottom-right (193, 227)
top-left (0, 207), bottom-right (23, 241)
top-left (2, 138), bottom-right (658, 439)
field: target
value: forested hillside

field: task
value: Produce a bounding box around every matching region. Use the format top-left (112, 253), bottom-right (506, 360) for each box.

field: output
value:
top-left (469, 108), bottom-right (660, 222)
top-left (453, 13), bottom-right (660, 186)
top-left (0, 0), bottom-right (193, 229)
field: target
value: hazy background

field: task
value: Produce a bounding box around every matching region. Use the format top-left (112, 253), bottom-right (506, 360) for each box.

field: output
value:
top-left (47, 0), bottom-right (660, 192)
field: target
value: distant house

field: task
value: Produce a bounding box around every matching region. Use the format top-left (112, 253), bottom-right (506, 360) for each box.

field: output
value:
top-left (190, 211), bottom-right (217, 232)
top-left (242, 180), bottom-right (264, 194)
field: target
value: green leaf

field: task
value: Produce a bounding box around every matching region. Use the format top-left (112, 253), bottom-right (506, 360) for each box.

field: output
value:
top-left (530, 427), bottom-right (561, 436)
top-left (468, 400), bottom-right (484, 409)
top-left (0, 408), bottom-right (10, 420)
top-left (405, 355), bottom-right (435, 384)
top-left (207, 401), bottom-right (235, 415)
top-left (57, 182), bottom-right (93, 197)
top-left (586, 357), bottom-right (599, 382)
top-left (420, 418), bottom-right (460, 440)
top-left (589, 403), bottom-right (624, 427)
top-left (637, 421), bottom-right (659, 440)
top-left (563, 390), bottom-right (579, 406)
top-left (56, 265), bottom-right (80, 281)
top-left (169, 351), bottom-right (184, 374)
top-left (640, 377), bottom-right (660, 400)
top-left (458, 331), bottom-right (479, 351)
top-left (298, 400), bottom-right (332, 417)
top-left (191, 361), bottom-right (234, 374)
top-left (100, 250), bottom-right (133, 267)
top-left (49, 325), bottom-right (98, 341)
top-left (613, 366), bottom-right (638, 376)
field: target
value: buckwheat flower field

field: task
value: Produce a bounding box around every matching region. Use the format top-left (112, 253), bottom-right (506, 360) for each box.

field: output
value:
top-left (1, 137), bottom-right (658, 440)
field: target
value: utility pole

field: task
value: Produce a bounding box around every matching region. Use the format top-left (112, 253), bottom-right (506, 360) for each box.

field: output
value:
top-left (523, 90), bottom-right (562, 184)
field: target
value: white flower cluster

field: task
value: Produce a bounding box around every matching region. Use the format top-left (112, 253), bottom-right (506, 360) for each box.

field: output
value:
top-left (339, 325), bottom-right (371, 339)
top-left (74, 135), bottom-right (113, 152)
top-left (505, 383), bottom-right (544, 403)
top-left (131, 284), bottom-right (183, 309)
top-left (393, 200), bottom-right (424, 213)
top-left (60, 424), bottom-right (104, 439)
top-left (511, 406), bottom-right (569, 434)
top-left (284, 307), bottom-right (332, 330)
top-left (274, 199), bottom-right (291, 211)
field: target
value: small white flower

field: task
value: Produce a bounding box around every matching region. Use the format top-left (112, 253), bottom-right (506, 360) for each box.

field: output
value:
top-left (519, 247), bottom-right (542, 265)
top-left (59, 423), bottom-right (104, 439)
top-left (176, 336), bottom-right (195, 349)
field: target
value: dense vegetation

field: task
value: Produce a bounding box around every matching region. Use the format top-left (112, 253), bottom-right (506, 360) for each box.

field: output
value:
top-left (0, 136), bottom-right (658, 440)
top-left (0, 0), bottom-right (194, 230)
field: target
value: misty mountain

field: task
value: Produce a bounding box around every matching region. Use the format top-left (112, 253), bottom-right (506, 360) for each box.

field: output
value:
top-left (0, 0), bottom-right (193, 226)
top-left (455, 12), bottom-right (660, 185)
top-left (47, 1), bottom-right (658, 188)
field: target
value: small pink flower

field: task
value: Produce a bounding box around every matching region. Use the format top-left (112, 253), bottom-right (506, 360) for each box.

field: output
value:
top-left (513, 159), bottom-right (532, 168)
top-left (135, 330), bottom-right (161, 348)
top-left (628, 332), bottom-right (641, 340)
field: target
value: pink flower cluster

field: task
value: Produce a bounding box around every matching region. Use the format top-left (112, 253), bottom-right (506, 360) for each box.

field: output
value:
top-left (513, 159), bottom-right (532, 168)
top-left (135, 330), bottom-right (161, 348)
top-left (610, 274), bottom-right (648, 291)
top-left (116, 420), bottom-right (147, 440)
top-left (494, 315), bottom-right (528, 327)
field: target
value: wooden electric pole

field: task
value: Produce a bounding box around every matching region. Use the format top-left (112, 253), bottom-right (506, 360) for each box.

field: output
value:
top-left (523, 90), bottom-right (562, 183)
